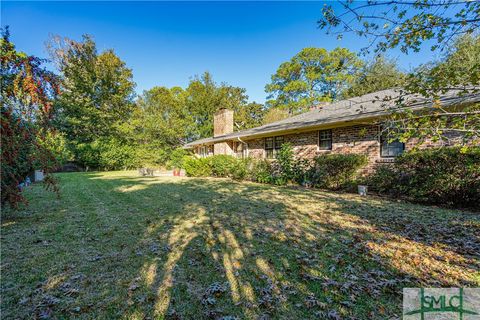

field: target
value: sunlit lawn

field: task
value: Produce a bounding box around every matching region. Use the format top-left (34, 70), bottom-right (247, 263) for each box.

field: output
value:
top-left (1, 171), bottom-right (479, 319)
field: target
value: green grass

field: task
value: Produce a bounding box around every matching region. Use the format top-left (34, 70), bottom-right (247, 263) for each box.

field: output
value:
top-left (1, 171), bottom-right (479, 319)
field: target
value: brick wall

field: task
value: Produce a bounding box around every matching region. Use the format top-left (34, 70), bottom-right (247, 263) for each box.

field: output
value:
top-left (245, 125), bottom-right (383, 173)
top-left (195, 124), bottom-right (463, 173)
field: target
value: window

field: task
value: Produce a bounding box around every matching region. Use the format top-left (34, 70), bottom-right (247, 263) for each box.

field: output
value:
top-left (274, 136), bottom-right (284, 150)
top-left (265, 136), bottom-right (284, 158)
top-left (380, 136), bottom-right (404, 157)
top-left (318, 130), bottom-right (332, 150)
top-left (265, 137), bottom-right (274, 158)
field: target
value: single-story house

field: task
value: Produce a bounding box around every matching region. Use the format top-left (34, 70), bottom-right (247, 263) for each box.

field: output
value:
top-left (184, 88), bottom-right (479, 171)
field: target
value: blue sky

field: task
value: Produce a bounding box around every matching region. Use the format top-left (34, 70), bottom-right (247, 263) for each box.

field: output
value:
top-left (2, 1), bottom-right (439, 103)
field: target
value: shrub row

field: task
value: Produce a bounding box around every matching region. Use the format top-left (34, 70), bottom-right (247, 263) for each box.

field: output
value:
top-left (183, 155), bottom-right (250, 180)
top-left (183, 144), bottom-right (368, 189)
top-left (183, 144), bottom-right (478, 208)
top-left (366, 146), bottom-right (480, 208)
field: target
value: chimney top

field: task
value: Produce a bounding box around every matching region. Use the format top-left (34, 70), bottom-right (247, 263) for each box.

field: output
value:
top-left (213, 108), bottom-right (234, 137)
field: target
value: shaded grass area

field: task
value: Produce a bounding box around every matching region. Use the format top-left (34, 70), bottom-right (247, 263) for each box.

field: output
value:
top-left (1, 171), bottom-right (479, 319)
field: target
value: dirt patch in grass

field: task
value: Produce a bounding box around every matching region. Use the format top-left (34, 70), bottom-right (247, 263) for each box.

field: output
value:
top-left (1, 171), bottom-right (478, 319)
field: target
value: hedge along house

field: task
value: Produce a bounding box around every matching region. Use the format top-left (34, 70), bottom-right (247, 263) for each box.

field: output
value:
top-left (184, 88), bottom-right (479, 171)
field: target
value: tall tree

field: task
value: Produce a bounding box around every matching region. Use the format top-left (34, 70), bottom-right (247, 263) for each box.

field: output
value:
top-left (133, 86), bottom-right (190, 147)
top-left (1, 27), bottom-right (60, 207)
top-left (265, 47), bottom-right (363, 115)
top-left (342, 55), bottom-right (406, 98)
top-left (262, 107), bottom-right (290, 125)
top-left (185, 72), bottom-right (265, 139)
top-left (48, 35), bottom-right (136, 144)
top-left (318, 2), bottom-right (480, 145)
top-left (385, 34), bottom-right (480, 145)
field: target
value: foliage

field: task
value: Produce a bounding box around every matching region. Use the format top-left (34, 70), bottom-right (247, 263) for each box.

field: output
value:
top-left (384, 35), bottom-right (480, 146)
top-left (185, 72), bottom-right (265, 139)
top-left (47, 34), bottom-right (136, 166)
top-left (183, 156), bottom-right (213, 177)
top-left (366, 147), bottom-right (480, 208)
top-left (132, 86), bottom-right (191, 151)
top-left (262, 107), bottom-right (290, 124)
top-left (318, 3), bottom-right (480, 146)
top-left (341, 55), bottom-right (406, 99)
top-left (36, 129), bottom-right (72, 167)
top-left (318, 1), bottom-right (480, 54)
top-left (309, 154), bottom-right (368, 190)
top-left (1, 27), bottom-right (60, 208)
top-left (210, 155), bottom-right (236, 177)
top-left (250, 159), bottom-right (273, 184)
top-left (97, 139), bottom-right (137, 171)
top-left (265, 47), bottom-right (362, 114)
top-left (272, 143), bottom-right (294, 185)
top-left (167, 148), bottom-right (189, 169)
top-left (183, 155), bottom-right (249, 180)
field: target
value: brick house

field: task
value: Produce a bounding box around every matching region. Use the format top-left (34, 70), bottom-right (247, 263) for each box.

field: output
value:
top-left (184, 88), bottom-right (479, 171)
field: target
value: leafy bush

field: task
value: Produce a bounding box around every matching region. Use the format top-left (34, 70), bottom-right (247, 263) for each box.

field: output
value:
top-left (230, 158), bottom-right (250, 180)
top-left (309, 154), bottom-right (368, 190)
top-left (367, 147), bottom-right (480, 207)
top-left (274, 143), bottom-right (294, 185)
top-left (292, 158), bottom-right (313, 186)
top-left (251, 160), bottom-right (273, 184)
top-left (167, 147), bottom-right (189, 169)
top-left (210, 155), bottom-right (236, 177)
top-left (183, 156), bottom-right (212, 177)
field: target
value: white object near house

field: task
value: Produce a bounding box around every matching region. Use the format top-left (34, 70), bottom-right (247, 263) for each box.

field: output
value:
top-left (34, 170), bottom-right (44, 182)
top-left (358, 185), bottom-right (368, 196)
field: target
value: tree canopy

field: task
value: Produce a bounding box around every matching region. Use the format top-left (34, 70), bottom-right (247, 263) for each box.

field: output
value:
top-left (318, 1), bottom-right (480, 146)
top-left (265, 47), bottom-right (362, 115)
top-left (318, 0), bottom-right (480, 54)
top-left (341, 55), bottom-right (406, 99)
top-left (48, 35), bottom-right (136, 144)
top-left (1, 27), bottom-right (61, 207)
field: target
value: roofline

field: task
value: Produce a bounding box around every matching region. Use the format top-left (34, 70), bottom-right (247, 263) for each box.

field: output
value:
top-left (184, 89), bottom-right (479, 148)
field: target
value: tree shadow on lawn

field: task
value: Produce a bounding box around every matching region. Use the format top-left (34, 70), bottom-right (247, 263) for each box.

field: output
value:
top-left (2, 172), bottom-right (478, 319)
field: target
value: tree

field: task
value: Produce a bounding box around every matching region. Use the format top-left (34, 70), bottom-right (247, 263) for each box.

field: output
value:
top-left (48, 35), bottom-right (136, 165)
top-left (384, 34), bottom-right (480, 146)
top-left (234, 102), bottom-right (265, 130)
top-left (1, 27), bottom-right (60, 207)
top-left (128, 86), bottom-right (190, 166)
top-left (318, 1), bottom-right (480, 54)
top-left (262, 107), bottom-right (290, 124)
top-left (265, 47), bottom-right (363, 115)
top-left (318, 2), bottom-right (480, 145)
top-left (185, 72), bottom-right (265, 139)
top-left (341, 55), bottom-right (406, 98)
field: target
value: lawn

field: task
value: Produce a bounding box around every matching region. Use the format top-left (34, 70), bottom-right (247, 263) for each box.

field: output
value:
top-left (1, 171), bottom-right (479, 319)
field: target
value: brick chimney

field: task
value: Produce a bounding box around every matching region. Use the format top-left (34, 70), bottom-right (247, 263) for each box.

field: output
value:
top-left (214, 108), bottom-right (234, 137)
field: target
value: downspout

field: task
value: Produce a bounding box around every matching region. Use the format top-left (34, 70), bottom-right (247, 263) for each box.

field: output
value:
top-left (237, 137), bottom-right (249, 158)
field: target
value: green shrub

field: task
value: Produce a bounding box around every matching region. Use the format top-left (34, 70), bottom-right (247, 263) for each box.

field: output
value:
top-left (309, 154), bottom-right (368, 190)
top-left (210, 155), bottom-right (236, 177)
top-left (275, 143), bottom-right (294, 184)
top-left (367, 146), bottom-right (480, 207)
top-left (363, 164), bottom-right (398, 194)
top-left (183, 156), bottom-right (212, 177)
top-left (167, 148), bottom-right (189, 169)
top-left (292, 158), bottom-right (313, 186)
top-left (230, 158), bottom-right (250, 180)
top-left (251, 159), bottom-right (273, 184)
